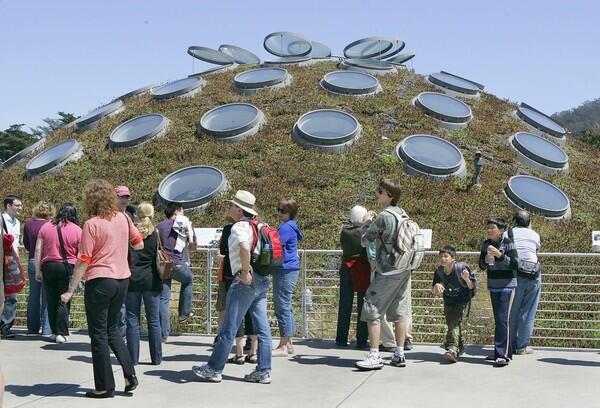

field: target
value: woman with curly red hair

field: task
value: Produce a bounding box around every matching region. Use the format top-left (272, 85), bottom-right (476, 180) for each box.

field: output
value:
top-left (61, 179), bottom-right (143, 398)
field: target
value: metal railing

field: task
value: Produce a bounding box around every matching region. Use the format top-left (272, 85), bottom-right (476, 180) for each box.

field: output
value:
top-left (13, 250), bottom-right (600, 348)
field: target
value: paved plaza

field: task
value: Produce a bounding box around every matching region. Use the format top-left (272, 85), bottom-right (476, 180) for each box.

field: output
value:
top-left (1, 329), bottom-right (598, 408)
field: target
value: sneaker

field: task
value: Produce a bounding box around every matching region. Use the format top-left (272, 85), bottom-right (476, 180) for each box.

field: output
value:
top-left (390, 354), bottom-right (407, 367)
top-left (55, 335), bottom-right (68, 343)
top-left (48, 334), bottom-right (57, 342)
top-left (355, 353), bottom-right (384, 371)
top-left (378, 344), bottom-right (395, 353)
top-left (178, 313), bottom-right (193, 323)
top-left (444, 350), bottom-right (458, 363)
top-left (404, 338), bottom-right (413, 351)
top-left (244, 369), bottom-right (271, 384)
top-left (0, 327), bottom-right (15, 339)
top-left (514, 346), bottom-right (534, 355)
top-left (192, 364), bottom-right (222, 382)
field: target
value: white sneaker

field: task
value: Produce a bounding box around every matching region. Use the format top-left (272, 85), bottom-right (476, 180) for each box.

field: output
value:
top-left (48, 334), bottom-right (57, 342)
top-left (55, 335), bottom-right (68, 343)
top-left (192, 364), bottom-right (222, 382)
top-left (243, 369), bottom-right (271, 384)
top-left (355, 352), bottom-right (384, 370)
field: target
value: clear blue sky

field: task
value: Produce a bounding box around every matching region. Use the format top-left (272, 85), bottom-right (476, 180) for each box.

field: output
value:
top-left (1, 0), bottom-right (598, 130)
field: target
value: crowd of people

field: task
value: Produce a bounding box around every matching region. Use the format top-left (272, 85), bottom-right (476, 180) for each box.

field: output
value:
top-left (0, 176), bottom-right (543, 397)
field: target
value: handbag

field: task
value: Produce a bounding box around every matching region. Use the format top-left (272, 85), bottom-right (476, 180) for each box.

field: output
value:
top-left (156, 229), bottom-right (173, 280)
top-left (3, 218), bottom-right (26, 295)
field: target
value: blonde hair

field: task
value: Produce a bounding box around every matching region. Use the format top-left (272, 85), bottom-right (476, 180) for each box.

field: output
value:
top-left (135, 202), bottom-right (154, 238)
top-left (32, 201), bottom-right (56, 220)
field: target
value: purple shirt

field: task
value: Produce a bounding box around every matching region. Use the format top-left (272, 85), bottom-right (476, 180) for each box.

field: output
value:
top-left (157, 219), bottom-right (187, 265)
top-left (23, 217), bottom-right (49, 259)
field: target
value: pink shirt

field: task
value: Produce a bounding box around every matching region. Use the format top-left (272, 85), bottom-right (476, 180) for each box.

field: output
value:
top-left (78, 212), bottom-right (143, 281)
top-left (39, 221), bottom-right (82, 265)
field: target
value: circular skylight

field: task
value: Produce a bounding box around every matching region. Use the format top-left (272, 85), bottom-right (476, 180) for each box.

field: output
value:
top-left (264, 32), bottom-right (312, 57)
top-left (152, 77), bottom-right (205, 100)
top-left (187, 46), bottom-right (235, 65)
top-left (74, 100), bottom-right (124, 132)
top-left (372, 38), bottom-right (405, 60)
top-left (396, 134), bottom-right (466, 177)
top-left (510, 132), bottom-right (568, 171)
top-left (115, 83), bottom-right (159, 101)
top-left (340, 58), bottom-right (396, 76)
top-left (263, 56), bottom-right (311, 66)
top-left (516, 104), bottom-right (566, 139)
top-left (218, 44), bottom-right (261, 64)
top-left (415, 92), bottom-right (472, 126)
top-left (505, 175), bottom-right (571, 218)
top-left (25, 139), bottom-right (82, 177)
top-left (320, 71), bottom-right (380, 96)
top-left (293, 109), bottom-right (361, 152)
top-left (198, 103), bottom-right (264, 142)
top-left (1, 138), bottom-right (46, 169)
top-left (344, 37), bottom-right (393, 59)
top-left (109, 114), bottom-right (169, 149)
top-left (157, 165), bottom-right (227, 210)
top-left (428, 72), bottom-right (482, 95)
top-left (308, 41), bottom-right (332, 59)
top-left (386, 53), bottom-right (415, 65)
top-left (233, 67), bottom-right (290, 94)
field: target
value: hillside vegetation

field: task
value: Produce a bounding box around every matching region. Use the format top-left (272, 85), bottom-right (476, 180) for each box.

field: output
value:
top-left (1, 61), bottom-right (599, 252)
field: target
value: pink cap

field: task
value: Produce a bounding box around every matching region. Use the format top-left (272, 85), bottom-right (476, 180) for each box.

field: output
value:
top-left (114, 185), bottom-right (131, 197)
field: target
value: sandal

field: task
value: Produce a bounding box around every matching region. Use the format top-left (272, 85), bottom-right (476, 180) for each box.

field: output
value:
top-left (494, 358), bottom-right (509, 367)
top-left (227, 355), bottom-right (245, 365)
top-left (244, 353), bottom-right (257, 364)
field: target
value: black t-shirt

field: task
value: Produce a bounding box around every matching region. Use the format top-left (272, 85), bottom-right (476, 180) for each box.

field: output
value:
top-left (432, 261), bottom-right (474, 306)
top-left (129, 232), bottom-right (161, 292)
top-left (219, 224), bottom-right (233, 280)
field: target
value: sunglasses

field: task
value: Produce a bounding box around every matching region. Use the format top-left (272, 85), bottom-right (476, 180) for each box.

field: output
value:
top-left (277, 208), bottom-right (287, 213)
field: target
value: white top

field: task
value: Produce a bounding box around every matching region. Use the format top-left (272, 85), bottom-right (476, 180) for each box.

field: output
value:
top-left (2, 212), bottom-right (21, 248)
top-left (508, 227), bottom-right (541, 263)
top-left (228, 219), bottom-right (255, 274)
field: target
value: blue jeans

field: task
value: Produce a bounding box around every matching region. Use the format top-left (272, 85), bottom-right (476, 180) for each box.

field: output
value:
top-left (208, 274), bottom-right (271, 374)
top-left (510, 276), bottom-right (541, 352)
top-left (272, 269), bottom-right (299, 337)
top-left (27, 259), bottom-right (51, 335)
top-left (489, 288), bottom-right (515, 360)
top-left (160, 263), bottom-right (194, 338)
top-left (126, 289), bottom-right (162, 365)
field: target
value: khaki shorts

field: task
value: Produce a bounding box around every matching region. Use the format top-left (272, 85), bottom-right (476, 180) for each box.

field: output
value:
top-left (361, 270), bottom-right (411, 324)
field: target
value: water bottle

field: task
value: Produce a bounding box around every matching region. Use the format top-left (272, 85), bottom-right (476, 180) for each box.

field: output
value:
top-left (304, 288), bottom-right (313, 312)
top-left (260, 243), bottom-right (272, 266)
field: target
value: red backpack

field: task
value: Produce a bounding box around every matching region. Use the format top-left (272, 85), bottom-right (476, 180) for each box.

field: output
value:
top-left (248, 219), bottom-right (284, 276)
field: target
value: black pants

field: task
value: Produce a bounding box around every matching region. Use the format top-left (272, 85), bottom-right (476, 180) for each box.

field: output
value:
top-left (336, 264), bottom-right (368, 347)
top-left (85, 278), bottom-right (135, 392)
top-left (42, 261), bottom-right (72, 336)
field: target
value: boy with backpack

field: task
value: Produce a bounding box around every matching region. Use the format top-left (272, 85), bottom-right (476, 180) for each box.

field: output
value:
top-left (432, 245), bottom-right (476, 363)
top-left (355, 178), bottom-right (424, 370)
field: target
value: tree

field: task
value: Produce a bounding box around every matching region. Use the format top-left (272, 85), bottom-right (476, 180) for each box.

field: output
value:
top-left (0, 124), bottom-right (38, 161)
top-left (30, 112), bottom-right (78, 138)
top-left (581, 125), bottom-right (600, 149)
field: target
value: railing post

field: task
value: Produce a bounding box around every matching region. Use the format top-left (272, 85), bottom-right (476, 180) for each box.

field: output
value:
top-left (301, 249), bottom-right (308, 338)
top-left (206, 249), bottom-right (213, 335)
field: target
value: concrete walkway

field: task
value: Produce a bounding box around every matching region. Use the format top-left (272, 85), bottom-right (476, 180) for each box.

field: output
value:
top-left (1, 329), bottom-right (598, 408)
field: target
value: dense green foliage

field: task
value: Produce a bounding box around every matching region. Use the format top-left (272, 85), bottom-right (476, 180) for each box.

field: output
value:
top-left (0, 124), bottom-right (38, 162)
top-left (553, 98), bottom-right (600, 148)
top-left (1, 62), bottom-right (598, 252)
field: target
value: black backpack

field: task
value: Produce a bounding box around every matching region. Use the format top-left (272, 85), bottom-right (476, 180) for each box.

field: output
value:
top-left (436, 261), bottom-right (477, 315)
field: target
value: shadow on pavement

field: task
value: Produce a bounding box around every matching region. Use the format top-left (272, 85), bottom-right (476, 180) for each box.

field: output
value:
top-left (538, 357), bottom-right (600, 367)
top-left (5, 383), bottom-right (83, 398)
top-left (289, 354), bottom-right (357, 368)
top-left (162, 354), bottom-right (208, 363)
top-left (41, 342), bottom-right (91, 352)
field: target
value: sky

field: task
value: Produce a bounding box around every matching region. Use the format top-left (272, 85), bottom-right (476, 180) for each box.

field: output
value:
top-left (0, 0), bottom-right (598, 130)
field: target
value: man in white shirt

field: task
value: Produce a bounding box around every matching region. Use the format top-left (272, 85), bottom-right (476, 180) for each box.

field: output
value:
top-left (193, 190), bottom-right (272, 384)
top-left (1, 195), bottom-right (23, 339)
top-left (508, 210), bottom-right (542, 355)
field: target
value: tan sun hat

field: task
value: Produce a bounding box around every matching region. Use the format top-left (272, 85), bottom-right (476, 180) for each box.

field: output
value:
top-left (229, 190), bottom-right (257, 216)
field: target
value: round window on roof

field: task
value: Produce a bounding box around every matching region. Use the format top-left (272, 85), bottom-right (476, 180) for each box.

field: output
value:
top-left (320, 71), bottom-right (380, 96)
top-left (109, 114), bottom-right (169, 149)
top-left (233, 67), bottom-right (291, 95)
top-left (1, 138), bottom-right (46, 169)
top-left (152, 77), bottom-right (206, 100)
top-left (263, 32), bottom-right (312, 57)
top-left (339, 58), bottom-right (397, 76)
top-left (509, 132), bottom-right (569, 174)
top-left (516, 104), bottom-right (566, 142)
top-left (218, 44), bottom-right (261, 65)
top-left (505, 175), bottom-right (571, 219)
top-left (428, 72), bottom-right (483, 97)
top-left (198, 103), bottom-right (265, 143)
top-left (74, 100), bottom-right (124, 132)
top-left (293, 109), bottom-right (362, 152)
top-left (25, 139), bottom-right (83, 177)
top-left (343, 37), bottom-right (394, 59)
top-left (308, 41), bottom-right (332, 59)
top-left (396, 135), bottom-right (466, 179)
top-left (414, 92), bottom-right (472, 129)
top-left (114, 83), bottom-right (159, 102)
top-left (156, 165), bottom-right (227, 210)
top-left (386, 53), bottom-right (415, 65)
